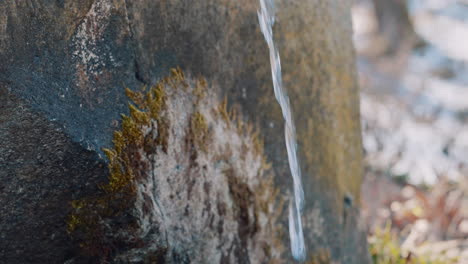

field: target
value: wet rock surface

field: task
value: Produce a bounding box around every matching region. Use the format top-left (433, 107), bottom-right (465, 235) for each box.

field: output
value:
top-left (1, 1), bottom-right (366, 263)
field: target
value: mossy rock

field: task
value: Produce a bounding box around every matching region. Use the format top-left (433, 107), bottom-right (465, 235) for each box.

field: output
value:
top-left (67, 69), bottom-right (283, 263)
top-left (0, 1), bottom-right (368, 263)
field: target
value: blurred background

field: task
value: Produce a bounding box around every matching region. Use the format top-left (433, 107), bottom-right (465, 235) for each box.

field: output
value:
top-left (352, 0), bottom-right (468, 263)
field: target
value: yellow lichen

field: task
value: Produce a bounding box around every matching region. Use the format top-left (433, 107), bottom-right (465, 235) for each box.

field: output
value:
top-left (125, 87), bottom-right (145, 107)
top-left (121, 114), bottom-right (144, 146)
top-left (306, 249), bottom-right (332, 264)
top-left (128, 103), bottom-right (150, 126)
top-left (170, 67), bottom-right (186, 82)
top-left (190, 111), bottom-right (210, 152)
top-left (147, 82), bottom-right (165, 120)
top-left (217, 96), bottom-right (230, 125)
top-left (193, 76), bottom-right (207, 102)
top-left (67, 68), bottom-right (285, 262)
top-left (67, 74), bottom-right (172, 260)
top-left (251, 130), bottom-right (263, 157)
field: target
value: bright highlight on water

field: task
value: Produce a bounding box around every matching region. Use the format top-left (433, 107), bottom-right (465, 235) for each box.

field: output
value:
top-left (257, 0), bottom-right (306, 261)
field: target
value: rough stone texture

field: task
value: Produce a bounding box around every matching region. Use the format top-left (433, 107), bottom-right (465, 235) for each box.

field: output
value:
top-left (0, 86), bottom-right (107, 263)
top-left (0, 0), bottom-right (368, 263)
top-left (66, 72), bottom-right (284, 263)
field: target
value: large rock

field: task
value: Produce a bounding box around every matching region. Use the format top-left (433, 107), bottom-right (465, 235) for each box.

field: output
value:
top-left (0, 0), bottom-right (368, 263)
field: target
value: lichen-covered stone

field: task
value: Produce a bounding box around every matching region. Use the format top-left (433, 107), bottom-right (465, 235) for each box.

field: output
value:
top-left (0, 0), bottom-right (368, 263)
top-left (68, 70), bottom-right (284, 263)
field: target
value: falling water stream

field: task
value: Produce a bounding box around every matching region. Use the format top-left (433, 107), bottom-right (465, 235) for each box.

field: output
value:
top-left (257, 0), bottom-right (306, 261)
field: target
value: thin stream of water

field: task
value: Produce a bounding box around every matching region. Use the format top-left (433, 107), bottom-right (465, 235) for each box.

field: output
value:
top-left (257, 0), bottom-right (306, 261)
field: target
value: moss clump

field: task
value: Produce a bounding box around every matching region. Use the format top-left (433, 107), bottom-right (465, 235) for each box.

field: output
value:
top-left (67, 70), bottom-right (186, 261)
top-left (217, 97), bottom-right (231, 125)
top-left (126, 77), bottom-right (169, 152)
top-left (190, 111), bottom-right (209, 152)
top-left (67, 68), bottom-right (285, 262)
top-left (251, 130), bottom-right (264, 157)
top-left (193, 77), bottom-right (207, 102)
top-left (217, 99), bottom-right (270, 171)
top-left (305, 249), bottom-right (331, 264)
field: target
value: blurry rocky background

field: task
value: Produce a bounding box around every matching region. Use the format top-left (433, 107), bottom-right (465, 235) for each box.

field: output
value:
top-left (353, 0), bottom-right (468, 263)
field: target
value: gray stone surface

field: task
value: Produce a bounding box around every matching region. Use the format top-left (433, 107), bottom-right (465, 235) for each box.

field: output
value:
top-left (0, 1), bottom-right (368, 263)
